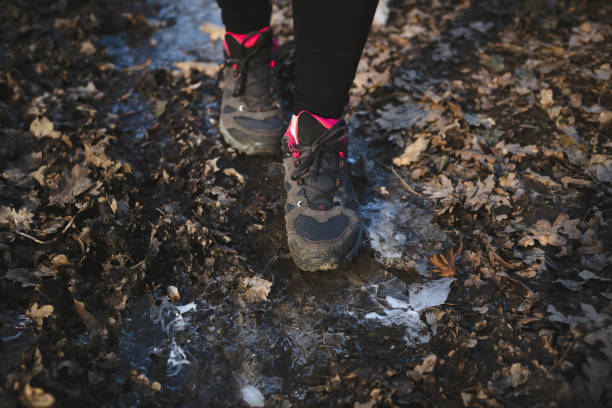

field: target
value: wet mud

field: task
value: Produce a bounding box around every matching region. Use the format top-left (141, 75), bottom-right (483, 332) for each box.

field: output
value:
top-left (1, 0), bottom-right (611, 407)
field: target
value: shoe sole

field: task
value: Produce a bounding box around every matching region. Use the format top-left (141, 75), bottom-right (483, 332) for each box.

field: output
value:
top-left (290, 227), bottom-right (363, 272)
top-left (219, 118), bottom-right (280, 157)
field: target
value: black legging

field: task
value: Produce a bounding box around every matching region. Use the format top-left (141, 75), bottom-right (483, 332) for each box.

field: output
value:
top-left (216, 0), bottom-right (379, 118)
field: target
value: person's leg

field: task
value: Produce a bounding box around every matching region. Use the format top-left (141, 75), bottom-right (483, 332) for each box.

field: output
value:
top-left (292, 0), bottom-right (379, 119)
top-left (282, 0), bottom-right (378, 271)
top-left (216, 0), bottom-right (272, 34)
top-left (216, 0), bottom-right (284, 156)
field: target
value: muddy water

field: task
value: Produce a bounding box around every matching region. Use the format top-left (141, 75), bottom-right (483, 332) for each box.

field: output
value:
top-left (108, 1), bottom-right (454, 405)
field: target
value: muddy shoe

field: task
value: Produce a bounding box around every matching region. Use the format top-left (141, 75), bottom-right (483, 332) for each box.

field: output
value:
top-left (219, 28), bottom-right (284, 156)
top-left (282, 111), bottom-right (363, 271)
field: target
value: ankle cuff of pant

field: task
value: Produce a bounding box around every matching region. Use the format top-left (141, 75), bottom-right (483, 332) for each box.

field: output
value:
top-left (293, 97), bottom-right (347, 119)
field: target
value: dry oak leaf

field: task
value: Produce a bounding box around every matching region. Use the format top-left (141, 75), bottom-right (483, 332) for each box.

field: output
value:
top-left (0, 206), bottom-right (34, 231)
top-left (199, 22), bottom-right (225, 41)
top-left (174, 61), bottom-right (220, 77)
top-left (243, 277), bottom-right (272, 302)
top-left (29, 116), bottom-right (60, 139)
top-left (26, 303), bottom-right (54, 328)
top-left (430, 241), bottom-right (462, 277)
top-left (519, 214), bottom-right (581, 247)
top-left (19, 383), bottom-right (55, 408)
top-left (393, 135), bottom-right (429, 167)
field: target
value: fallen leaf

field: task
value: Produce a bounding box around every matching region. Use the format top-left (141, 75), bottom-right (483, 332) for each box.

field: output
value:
top-left (29, 117), bottom-right (60, 139)
top-left (525, 169), bottom-right (561, 189)
top-left (153, 100), bottom-right (167, 118)
top-left (125, 58), bottom-right (152, 71)
top-left (494, 141), bottom-right (538, 159)
top-left (0, 206), bottom-right (34, 231)
top-left (393, 135), bottom-right (429, 166)
top-left (509, 362), bottom-right (529, 387)
top-left (223, 167), bottom-right (245, 186)
top-left (199, 22), bottom-right (225, 41)
top-left (415, 354), bottom-right (437, 376)
top-left (561, 176), bottom-right (591, 189)
top-left (26, 303), bottom-right (54, 328)
top-left (51, 254), bottom-right (71, 270)
top-left (579, 270), bottom-right (611, 282)
top-left (174, 61), bottom-right (220, 77)
top-left (19, 383), bottom-right (55, 408)
top-left (463, 175), bottom-right (495, 210)
top-left (243, 277), bottom-right (272, 302)
top-left (48, 164), bottom-right (97, 206)
top-left (587, 154), bottom-right (612, 184)
top-left (463, 113), bottom-right (495, 129)
top-left (73, 299), bottom-right (105, 338)
top-left (167, 286), bottom-right (180, 302)
top-left (430, 241), bottom-right (462, 276)
top-left (540, 89), bottom-right (553, 107)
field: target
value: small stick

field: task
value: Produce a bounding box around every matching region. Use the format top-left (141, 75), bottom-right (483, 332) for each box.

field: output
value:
top-left (549, 338), bottom-right (576, 374)
top-left (15, 231), bottom-right (55, 245)
top-left (387, 165), bottom-right (420, 196)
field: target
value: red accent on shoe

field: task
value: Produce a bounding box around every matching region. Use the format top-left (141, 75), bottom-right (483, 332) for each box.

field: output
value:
top-left (226, 26), bottom-right (271, 49)
top-left (285, 111), bottom-right (341, 158)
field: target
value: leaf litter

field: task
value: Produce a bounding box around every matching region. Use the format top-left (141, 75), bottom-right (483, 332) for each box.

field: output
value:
top-left (1, 0), bottom-right (611, 407)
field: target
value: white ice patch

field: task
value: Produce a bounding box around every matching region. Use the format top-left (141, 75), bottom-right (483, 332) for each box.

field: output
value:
top-left (362, 199), bottom-right (409, 260)
top-left (150, 299), bottom-right (198, 376)
top-left (241, 385), bottom-right (265, 407)
top-left (364, 278), bottom-right (453, 344)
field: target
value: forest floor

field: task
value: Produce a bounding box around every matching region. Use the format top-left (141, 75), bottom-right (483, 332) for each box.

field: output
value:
top-left (1, 0), bottom-right (611, 407)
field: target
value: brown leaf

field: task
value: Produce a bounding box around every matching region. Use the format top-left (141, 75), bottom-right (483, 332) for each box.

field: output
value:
top-left (174, 61), bottom-right (220, 77)
top-left (392, 135), bottom-right (429, 166)
top-left (73, 299), bottom-right (105, 338)
top-left (199, 22), bottom-right (225, 41)
top-left (29, 116), bottom-right (60, 139)
top-left (19, 383), bottom-right (55, 408)
top-left (430, 241), bottom-right (462, 276)
top-left (51, 254), bottom-right (71, 270)
top-left (26, 303), bottom-right (54, 328)
top-left (243, 277), bottom-right (272, 302)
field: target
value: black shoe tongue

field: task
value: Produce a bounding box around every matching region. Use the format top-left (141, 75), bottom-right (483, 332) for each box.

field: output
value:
top-left (224, 30), bottom-right (272, 59)
top-left (296, 113), bottom-right (342, 207)
top-left (297, 113), bottom-right (329, 146)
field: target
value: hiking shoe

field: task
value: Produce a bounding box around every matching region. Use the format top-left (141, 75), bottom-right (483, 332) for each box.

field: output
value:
top-left (282, 111), bottom-right (363, 271)
top-left (219, 28), bottom-right (284, 156)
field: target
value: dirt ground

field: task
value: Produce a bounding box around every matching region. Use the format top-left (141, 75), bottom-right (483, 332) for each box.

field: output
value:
top-left (1, 0), bottom-right (611, 407)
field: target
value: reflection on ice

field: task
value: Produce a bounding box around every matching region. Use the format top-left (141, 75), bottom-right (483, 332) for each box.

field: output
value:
top-left (149, 299), bottom-right (199, 376)
top-left (362, 278), bottom-right (454, 344)
top-left (362, 198), bottom-right (409, 260)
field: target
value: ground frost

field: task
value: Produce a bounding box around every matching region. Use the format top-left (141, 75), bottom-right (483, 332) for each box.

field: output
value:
top-left (363, 278), bottom-right (453, 344)
top-left (149, 299), bottom-right (198, 376)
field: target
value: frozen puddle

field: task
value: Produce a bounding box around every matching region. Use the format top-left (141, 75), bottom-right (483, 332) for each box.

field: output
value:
top-left (149, 299), bottom-right (200, 376)
top-left (363, 278), bottom-right (454, 344)
top-left (101, 0), bottom-right (223, 69)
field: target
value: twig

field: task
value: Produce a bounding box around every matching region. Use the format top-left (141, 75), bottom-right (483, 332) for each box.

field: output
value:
top-left (497, 271), bottom-right (533, 293)
top-left (549, 338), bottom-right (577, 374)
top-left (387, 165), bottom-right (420, 196)
top-left (15, 231), bottom-right (55, 245)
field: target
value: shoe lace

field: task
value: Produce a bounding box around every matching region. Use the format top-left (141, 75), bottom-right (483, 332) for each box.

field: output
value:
top-left (290, 125), bottom-right (348, 210)
top-left (228, 32), bottom-right (267, 98)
